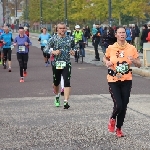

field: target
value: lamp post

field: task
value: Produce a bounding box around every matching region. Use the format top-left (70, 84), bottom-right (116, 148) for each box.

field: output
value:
top-left (108, 0), bottom-right (112, 27)
top-left (6, 9), bottom-right (10, 24)
top-left (40, 0), bottom-right (43, 27)
top-left (15, 0), bottom-right (17, 18)
top-left (64, 0), bottom-right (67, 26)
top-left (15, 0), bottom-right (19, 31)
top-left (2, 0), bottom-right (5, 25)
top-left (25, 0), bottom-right (27, 22)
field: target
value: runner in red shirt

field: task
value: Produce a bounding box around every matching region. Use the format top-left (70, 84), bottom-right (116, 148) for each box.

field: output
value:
top-left (24, 27), bottom-right (29, 37)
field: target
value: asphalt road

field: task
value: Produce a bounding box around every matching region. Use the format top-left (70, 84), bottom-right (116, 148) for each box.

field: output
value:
top-left (0, 36), bottom-right (150, 99)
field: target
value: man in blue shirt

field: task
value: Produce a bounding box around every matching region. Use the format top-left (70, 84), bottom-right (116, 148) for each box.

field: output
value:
top-left (14, 27), bottom-right (32, 83)
top-left (0, 26), bottom-right (4, 64)
top-left (0, 26), bottom-right (13, 71)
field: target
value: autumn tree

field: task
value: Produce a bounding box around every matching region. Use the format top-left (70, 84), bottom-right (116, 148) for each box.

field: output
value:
top-left (26, 0), bottom-right (150, 26)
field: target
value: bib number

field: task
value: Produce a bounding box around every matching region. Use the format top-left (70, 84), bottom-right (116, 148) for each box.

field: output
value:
top-left (56, 61), bottom-right (66, 69)
top-left (42, 40), bottom-right (47, 44)
top-left (116, 63), bottom-right (129, 74)
top-left (19, 46), bottom-right (25, 52)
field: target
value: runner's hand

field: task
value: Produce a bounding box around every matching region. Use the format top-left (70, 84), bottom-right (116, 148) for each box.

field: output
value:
top-left (53, 50), bottom-right (61, 55)
top-left (128, 56), bottom-right (135, 63)
top-left (106, 60), bottom-right (113, 68)
top-left (70, 50), bottom-right (75, 56)
top-left (25, 42), bottom-right (28, 46)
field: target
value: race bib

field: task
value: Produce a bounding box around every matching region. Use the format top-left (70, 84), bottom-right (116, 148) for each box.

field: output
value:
top-left (116, 63), bottom-right (129, 74)
top-left (19, 46), bottom-right (25, 52)
top-left (56, 61), bottom-right (66, 69)
top-left (42, 40), bottom-right (48, 44)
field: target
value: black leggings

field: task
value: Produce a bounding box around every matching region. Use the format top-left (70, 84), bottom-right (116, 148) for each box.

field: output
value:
top-left (52, 63), bottom-right (71, 87)
top-left (108, 80), bottom-right (132, 128)
top-left (93, 40), bottom-right (100, 59)
top-left (3, 48), bottom-right (12, 61)
top-left (41, 46), bottom-right (50, 59)
top-left (17, 53), bottom-right (28, 77)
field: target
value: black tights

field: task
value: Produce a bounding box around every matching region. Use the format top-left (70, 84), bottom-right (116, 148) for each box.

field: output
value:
top-left (17, 53), bottom-right (28, 77)
top-left (3, 48), bottom-right (11, 63)
top-left (108, 80), bottom-right (132, 128)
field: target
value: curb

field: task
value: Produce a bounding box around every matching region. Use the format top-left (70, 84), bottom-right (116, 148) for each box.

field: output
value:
top-left (131, 67), bottom-right (150, 77)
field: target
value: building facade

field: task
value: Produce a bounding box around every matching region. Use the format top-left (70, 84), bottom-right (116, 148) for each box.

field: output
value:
top-left (1, 0), bottom-right (23, 25)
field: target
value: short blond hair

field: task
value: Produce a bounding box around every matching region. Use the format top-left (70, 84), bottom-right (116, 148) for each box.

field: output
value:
top-left (24, 26), bottom-right (28, 31)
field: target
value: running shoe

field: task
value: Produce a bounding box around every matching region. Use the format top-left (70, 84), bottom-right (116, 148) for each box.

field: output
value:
top-left (61, 88), bottom-right (64, 96)
top-left (8, 67), bottom-right (11, 72)
top-left (45, 62), bottom-right (48, 67)
top-left (23, 71), bottom-right (27, 77)
top-left (54, 95), bottom-right (60, 107)
top-left (108, 118), bottom-right (116, 132)
top-left (47, 60), bottom-right (50, 64)
top-left (3, 64), bottom-right (6, 69)
top-left (20, 78), bottom-right (24, 83)
top-left (64, 101), bottom-right (70, 109)
top-left (116, 128), bottom-right (124, 137)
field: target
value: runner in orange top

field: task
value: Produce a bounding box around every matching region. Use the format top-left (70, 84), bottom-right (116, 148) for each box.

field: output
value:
top-left (103, 27), bottom-right (141, 138)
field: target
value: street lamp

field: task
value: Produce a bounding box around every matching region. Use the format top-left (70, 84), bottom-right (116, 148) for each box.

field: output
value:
top-left (6, 8), bottom-right (10, 24)
top-left (108, 0), bottom-right (112, 27)
top-left (25, 0), bottom-right (27, 22)
top-left (40, 0), bottom-right (43, 27)
top-left (64, 0), bottom-right (67, 26)
top-left (0, 0), bottom-right (3, 25)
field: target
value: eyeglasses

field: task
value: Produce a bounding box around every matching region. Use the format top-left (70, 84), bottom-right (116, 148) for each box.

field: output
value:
top-left (59, 28), bottom-right (66, 29)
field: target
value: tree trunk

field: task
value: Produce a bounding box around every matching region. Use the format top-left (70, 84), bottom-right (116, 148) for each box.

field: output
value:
top-left (119, 13), bottom-right (121, 25)
top-left (137, 17), bottom-right (139, 26)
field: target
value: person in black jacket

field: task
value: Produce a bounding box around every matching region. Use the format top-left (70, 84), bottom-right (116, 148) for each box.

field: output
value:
top-left (131, 25), bottom-right (135, 45)
top-left (134, 24), bottom-right (140, 49)
top-left (140, 24), bottom-right (149, 53)
top-left (84, 25), bottom-right (91, 46)
top-left (92, 24), bottom-right (101, 61)
top-left (101, 27), bottom-right (116, 54)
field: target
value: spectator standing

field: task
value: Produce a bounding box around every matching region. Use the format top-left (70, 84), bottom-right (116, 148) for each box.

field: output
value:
top-left (134, 24), bottom-right (140, 50)
top-left (24, 27), bottom-right (29, 37)
top-left (84, 25), bottom-right (91, 46)
top-left (140, 24), bottom-right (149, 53)
top-left (11, 24), bottom-right (14, 32)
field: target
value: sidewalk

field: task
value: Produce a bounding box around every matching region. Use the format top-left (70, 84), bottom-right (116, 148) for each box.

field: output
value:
top-left (0, 95), bottom-right (150, 149)
top-left (28, 32), bottom-right (150, 77)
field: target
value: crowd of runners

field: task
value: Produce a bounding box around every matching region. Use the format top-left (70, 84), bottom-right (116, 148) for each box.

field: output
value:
top-left (0, 21), bottom-right (147, 138)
